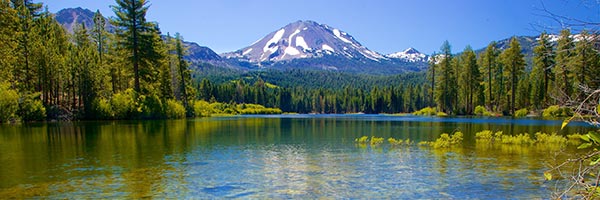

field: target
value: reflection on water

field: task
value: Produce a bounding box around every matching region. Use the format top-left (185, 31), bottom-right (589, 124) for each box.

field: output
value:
top-left (0, 115), bottom-right (593, 198)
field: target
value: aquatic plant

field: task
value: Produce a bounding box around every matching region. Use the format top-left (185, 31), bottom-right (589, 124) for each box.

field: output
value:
top-left (501, 133), bottom-right (534, 145)
top-left (413, 107), bottom-right (436, 116)
top-left (388, 138), bottom-right (403, 145)
top-left (370, 136), bottom-right (384, 146)
top-left (355, 136), bottom-right (369, 144)
top-left (421, 132), bottom-right (463, 148)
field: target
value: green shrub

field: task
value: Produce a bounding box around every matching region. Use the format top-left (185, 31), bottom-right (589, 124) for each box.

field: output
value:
top-left (474, 105), bottom-right (487, 116)
top-left (139, 94), bottom-right (164, 119)
top-left (92, 98), bottom-right (113, 120)
top-left (0, 83), bottom-right (19, 122)
top-left (193, 100), bottom-right (213, 117)
top-left (542, 105), bottom-right (573, 118)
top-left (514, 108), bottom-right (529, 118)
top-left (19, 93), bottom-right (46, 122)
top-left (436, 112), bottom-right (448, 117)
top-left (413, 107), bottom-right (436, 116)
top-left (238, 103), bottom-right (283, 115)
top-left (165, 99), bottom-right (186, 119)
top-left (111, 89), bottom-right (138, 119)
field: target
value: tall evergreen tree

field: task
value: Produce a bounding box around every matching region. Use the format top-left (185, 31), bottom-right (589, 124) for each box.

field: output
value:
top-left (12, 0), bottom-right (42, 92)
top-left (111, 0), bottom-right (154, 94)
top-left (531, 32), bottom-right (555, 107)
top-left (0, 0), bottom-right (18, 83)
top-left (175, 33), bottom-right (193, 114)
top-left (427, 52), bottom-right (437, 107)
top-left (573, 30), bottom-right (599, 99)
top-left (478, 41), bottom-right (500, 111)
top-left (554, 29), bottom-right (575, 103)
top-left (435, 41), bottom-right (456, 113)
top-left (458, 46), bottom-right (479, 114)
top-left (500, 37), bottom-right (526, 114)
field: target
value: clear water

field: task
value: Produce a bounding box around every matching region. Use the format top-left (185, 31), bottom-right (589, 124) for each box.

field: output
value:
top-left (0, 115), bottom-right (593, 198)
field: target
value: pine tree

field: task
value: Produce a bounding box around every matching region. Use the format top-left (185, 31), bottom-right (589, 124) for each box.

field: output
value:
top-left (435, 41), bottom-right (456, 113)
top-left (531, 32), bottom-right (555, 107)
top-left (427, 52), bottom-right (437, 107)
top-left (0, 0), bottom-right (18, 83)
top-left (478, 42), bottom-right (500, 110)
top-left (12, 0), bottom-right (42, 92)
top-left (458, 46), bottom-right (479, 114)
top-left (111, 0), bottom-right (155, 94)
top-left (500, 37), bottom-right (526, 114)
top-left (72, 23), bottom-right (97, 118)
top-left (573, 30), bottom-right (599, 100)
top-left (175, 33), bottom-right (194, 114)
top-left (554, 29), bottom-right (575, 103)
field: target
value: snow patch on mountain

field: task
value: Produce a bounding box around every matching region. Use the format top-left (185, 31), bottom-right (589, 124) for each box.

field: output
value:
top-left (263, 29), bottom-right (285, 53)
top-left (386, 48), bottom-right (428, 62)
top-left (243, 48), bottom-right (253, 55)
top-left (322, 44), bottom-right (334, 52)
top-left (296, 36), bottom-right (309, 50)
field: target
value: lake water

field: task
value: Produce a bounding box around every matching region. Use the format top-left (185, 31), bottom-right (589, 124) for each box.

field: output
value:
top-left (0, 114), bottom-right (594, 198)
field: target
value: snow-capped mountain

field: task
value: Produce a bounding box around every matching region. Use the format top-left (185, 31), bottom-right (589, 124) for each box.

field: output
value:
top-left (386, 48), bottom-right (428, 63)
top-left (223, 20), bottom-right (386, 63)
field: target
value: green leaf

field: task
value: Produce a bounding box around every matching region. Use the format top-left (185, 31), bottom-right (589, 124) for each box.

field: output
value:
top-left (591, 157), bottom-right (600, 166)
top-left (544, 171), bottom-right (552, 181)
top-left (590, 132), bottom-right (600, 144)
top-left (561, 117), bottom-right (572, 130)
top-left (578, 142), bottom-right (593, 149)
top-left (581, 135), bottom-right (591, 142)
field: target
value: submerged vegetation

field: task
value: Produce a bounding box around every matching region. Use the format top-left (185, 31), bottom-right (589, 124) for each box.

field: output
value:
top-left (356, 130), bottom-right (584, 151)
top-left (418, 132), bottom-right (464, 148)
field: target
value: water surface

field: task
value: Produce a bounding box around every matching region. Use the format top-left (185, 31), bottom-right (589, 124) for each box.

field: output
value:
top-left (0, 115), bottom-right (592, 198)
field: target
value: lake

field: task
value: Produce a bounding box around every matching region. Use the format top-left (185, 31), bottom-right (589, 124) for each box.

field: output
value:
top-left (0, 114), bottom-right (594, 198)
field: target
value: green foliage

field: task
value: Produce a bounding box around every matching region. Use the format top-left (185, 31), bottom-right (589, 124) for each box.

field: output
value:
top-left (413, 107), bottom-right (436, 116)
top-left (422, 132), bottom-right (463, 148)
top-left (543, 105), bottom-right (573, 118)
top-left (92, 98), bottom-right (113, 120)
top-left (193, 100), bottom-right (213, 117)
top-left (474, 105), bottom-right (494, 116)
top-left (19, 93), bottom-right (46, 122)
top-left (388, 138), bottom-right (403, 145)
top-left (0, 83), bottom-right (19, 122)
top-left (475, 130), bottom-right (581, 147)
top-left (355, 136), bottom-right (369, 144)
top-left (237, 104), bottom-right (282, 115)
top-left (370, 136), bottom-right (384, 146)
top-left (165, 99), bottom-right (186, 119)
top-left (514, 108), bottom-right (528, 118)
top-left (111, 89), bottom-right (138, 119)
top-left (139, 94), bottom-right (164, 119)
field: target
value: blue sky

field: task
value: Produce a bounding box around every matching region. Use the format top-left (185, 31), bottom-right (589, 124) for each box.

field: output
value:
top-left (40, 0), bottom-right (599, 54)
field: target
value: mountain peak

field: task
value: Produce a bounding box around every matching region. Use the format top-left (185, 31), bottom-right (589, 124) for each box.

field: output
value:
top-left (223, 20), bottom-right (385, 63)
top-left (55, 7), bottom-right (114, 33)
top-left (386, 47), bottom-right (428, 63)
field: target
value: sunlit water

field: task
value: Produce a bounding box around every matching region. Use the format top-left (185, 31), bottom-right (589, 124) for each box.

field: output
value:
top-left (0, 115), bottom-right (594, 198)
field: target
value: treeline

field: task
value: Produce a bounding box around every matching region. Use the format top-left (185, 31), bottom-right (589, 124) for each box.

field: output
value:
top-left (0, 0), bottom-right (223, 122)
top-left (195, 77), bottom-right (428, 114)
top-left (425, 31), bottom-right (600, 116)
